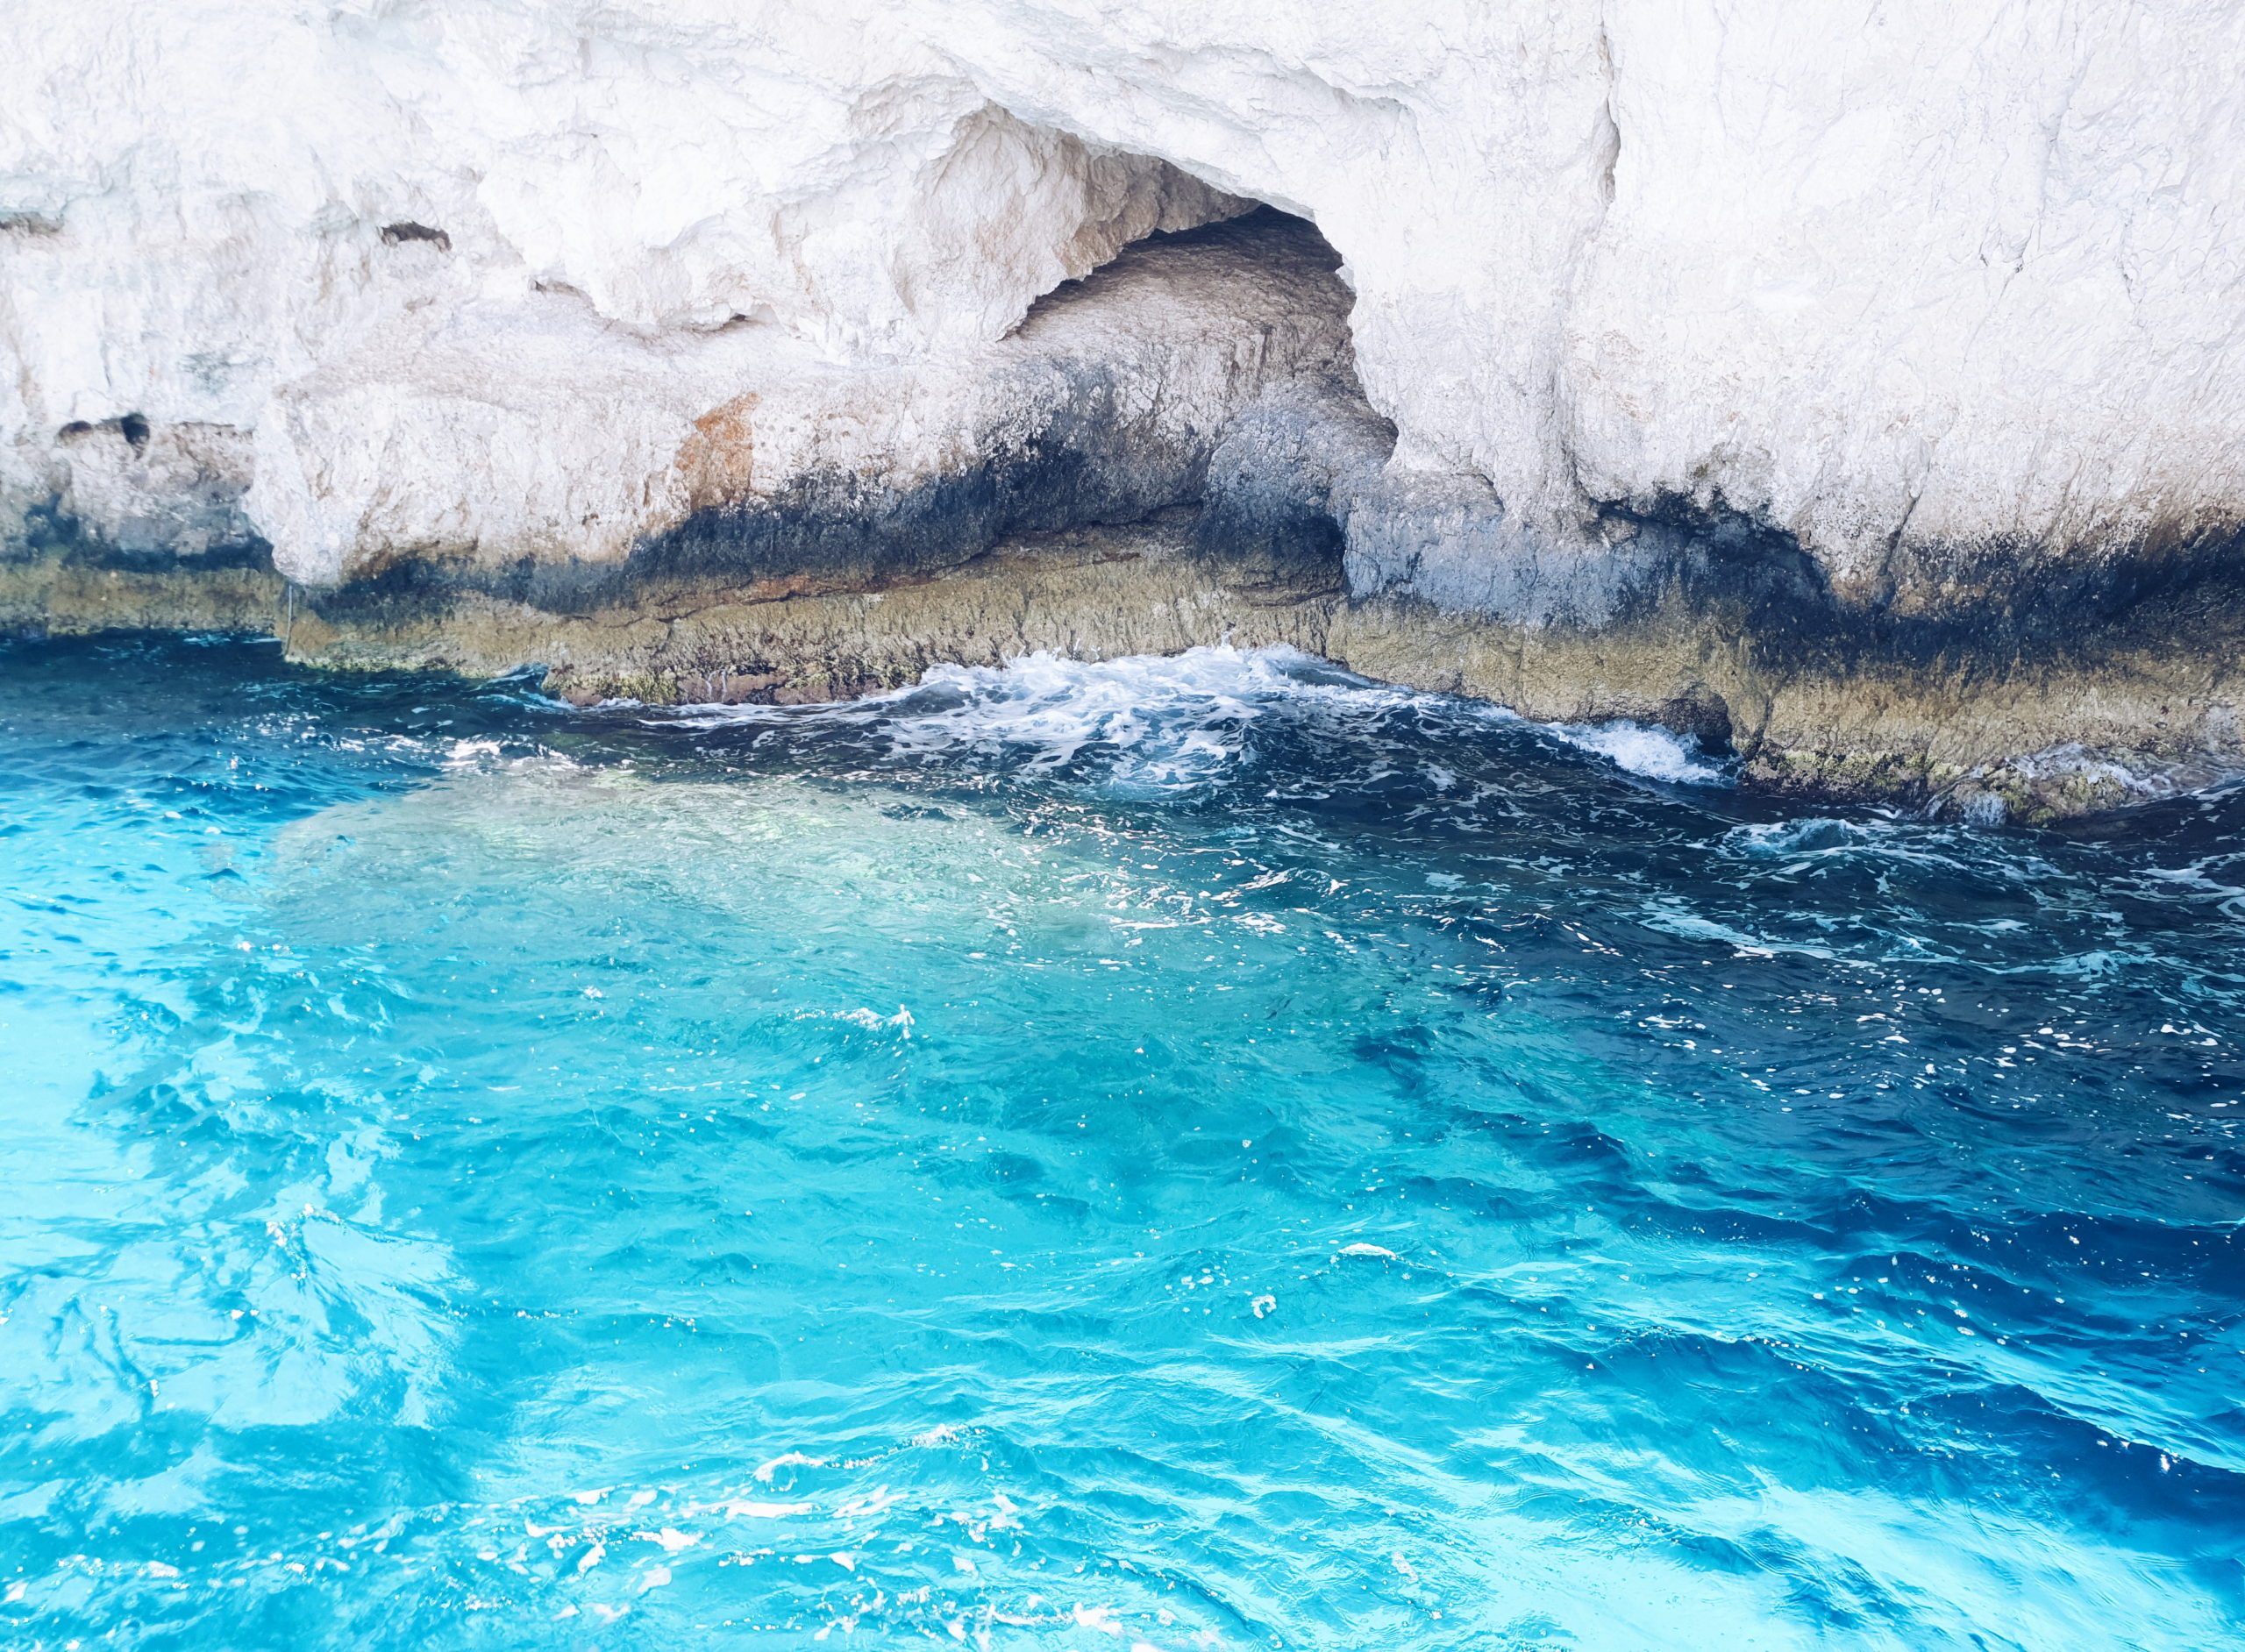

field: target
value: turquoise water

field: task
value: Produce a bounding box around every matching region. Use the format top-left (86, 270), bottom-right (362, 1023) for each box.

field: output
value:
top-left (2, 634), bottom-right (2241, 1651)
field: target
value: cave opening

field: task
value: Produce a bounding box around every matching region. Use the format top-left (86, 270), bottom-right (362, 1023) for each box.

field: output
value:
top-left (380, 221), bottom-right (452, 252)
top-left (626, 192), bottom-right (1391, 616)
top-left (1006, 200), bottom-right (1393, 606)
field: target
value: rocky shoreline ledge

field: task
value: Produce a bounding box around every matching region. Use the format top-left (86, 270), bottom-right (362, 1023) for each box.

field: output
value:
top-left (11, 495), bottom-right (2241, 825)
top-left (11, 211), bottom-right (2242, 825)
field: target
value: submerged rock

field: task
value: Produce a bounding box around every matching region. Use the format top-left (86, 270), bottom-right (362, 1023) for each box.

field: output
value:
top-left (4, 1), bottom-right (2244, 818)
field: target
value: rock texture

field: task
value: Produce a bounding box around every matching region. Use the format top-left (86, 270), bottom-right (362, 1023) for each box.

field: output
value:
top-left (6, 2), bottom-right (2245, 817)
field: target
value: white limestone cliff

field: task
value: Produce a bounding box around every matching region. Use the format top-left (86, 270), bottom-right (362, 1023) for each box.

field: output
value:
top-left (4, 0), bottom-right (2243, 602)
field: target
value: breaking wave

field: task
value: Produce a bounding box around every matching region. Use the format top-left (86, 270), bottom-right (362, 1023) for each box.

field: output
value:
top-left (666, 644), bottom-right (1730, 793)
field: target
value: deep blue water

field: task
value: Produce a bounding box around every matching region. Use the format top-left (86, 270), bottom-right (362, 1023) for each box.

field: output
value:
top-left (2, 633), bottom-right (2241, 1652)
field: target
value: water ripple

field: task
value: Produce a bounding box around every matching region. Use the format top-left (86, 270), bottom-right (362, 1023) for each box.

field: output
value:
top-left (1, 636), bottom-right (2241, 1649)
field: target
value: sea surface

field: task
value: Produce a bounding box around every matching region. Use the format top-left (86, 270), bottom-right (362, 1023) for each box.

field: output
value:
top-left (3, 633), bottom-right (2241, 1652)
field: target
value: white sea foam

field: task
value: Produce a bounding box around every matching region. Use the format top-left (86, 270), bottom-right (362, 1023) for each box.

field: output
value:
top-left (669, 645), bottom-right (1733, 791)
top-left (880, 646), bottom-right (1391, 793)
top-left (1549, 719), bottom-right (1728, 785)
top-left (1728, 818), bottom-right (1863, 856)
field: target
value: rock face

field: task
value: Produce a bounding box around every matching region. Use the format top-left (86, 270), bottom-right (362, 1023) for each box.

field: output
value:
top-left (6, 2), bottom-right (2245, 818)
